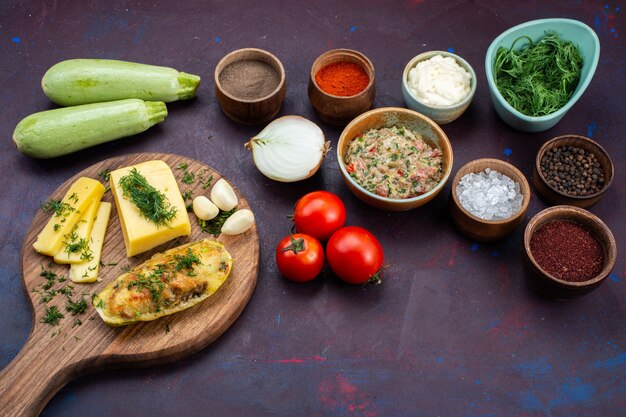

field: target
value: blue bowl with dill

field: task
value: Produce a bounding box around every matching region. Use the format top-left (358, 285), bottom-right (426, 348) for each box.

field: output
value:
top-left (485, 18), bottom-right (600, 132)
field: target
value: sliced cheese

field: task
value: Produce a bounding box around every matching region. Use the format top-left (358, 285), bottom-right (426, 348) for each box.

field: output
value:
top-left (110, 160), bottom-right (191, 257)
top-left (70, 202), bottom-right (111, 283)
top-left (53, 198), bottom-right (100, 264)
top-left (33, 177), bottom-right (105, 256)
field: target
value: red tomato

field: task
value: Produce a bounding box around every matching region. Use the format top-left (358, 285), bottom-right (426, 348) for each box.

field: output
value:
top-left (293, 191), bottom-right (346, 241)
top-left (275, 233), bottom-right (324, 282)
top-left (326, 226), bottom-right (384, 285)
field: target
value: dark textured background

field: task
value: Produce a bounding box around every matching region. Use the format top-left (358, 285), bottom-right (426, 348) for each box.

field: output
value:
top-left (1, 1), bottom-right (624, 416)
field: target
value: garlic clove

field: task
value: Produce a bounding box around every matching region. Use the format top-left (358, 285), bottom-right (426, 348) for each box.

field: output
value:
top-left (221, 209), bottom-right (255, 235)
top-left (192, 196), bottom-right (219, 221)
top-left (211, 178), bottom-right (238, 211)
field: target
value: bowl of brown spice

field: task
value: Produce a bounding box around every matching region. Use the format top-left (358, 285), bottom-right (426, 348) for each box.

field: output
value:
top-left (308, 48), bottom-right (375, 126)
top-left (522, 205), bottom-right (617, 299)
top-left (533, 135), bottom-right (614, 208)
top-left (214, 48), bottom-right (286, 125)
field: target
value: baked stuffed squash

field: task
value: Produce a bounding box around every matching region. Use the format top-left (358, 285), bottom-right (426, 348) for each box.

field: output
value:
top-left (93, 239), bottom-right (233, 326)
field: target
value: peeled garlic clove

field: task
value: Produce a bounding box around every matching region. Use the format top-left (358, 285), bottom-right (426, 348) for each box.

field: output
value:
top-left (211, 178), bottom-right (238, 211)
top-left (193, 196), bottom-right (219, 221)
top-left (221, 209), bottom-right (254, 235)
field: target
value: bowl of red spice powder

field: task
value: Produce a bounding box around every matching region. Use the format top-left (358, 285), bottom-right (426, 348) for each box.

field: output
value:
top-left (523, 205), bottom-right (617, 299)
top-left (308, 49), bottom-right (375, 126)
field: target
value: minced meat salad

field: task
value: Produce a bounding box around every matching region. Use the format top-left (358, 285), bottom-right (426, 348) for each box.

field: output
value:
top-left (345, 126), bottom-right (443, 199)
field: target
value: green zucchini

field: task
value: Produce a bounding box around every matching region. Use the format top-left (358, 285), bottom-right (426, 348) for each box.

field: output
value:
top-left (42, 59), bottom-right (201, 106)
top-left (13, 99), bottom-right (167, 159)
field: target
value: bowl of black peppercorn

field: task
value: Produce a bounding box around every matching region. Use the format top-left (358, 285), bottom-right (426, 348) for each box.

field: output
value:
top-left (533, 135), bottom-right (614, 208)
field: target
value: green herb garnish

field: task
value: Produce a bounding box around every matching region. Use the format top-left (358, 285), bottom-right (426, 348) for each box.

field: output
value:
top-left (118, 168), bottom-right (178, 227)
top-left (182, 171), bottom-right (195, 184)
top-left (41, 199), bottom-right (75, 218)
top-left (41, 306), bottom-right (64, 325)
top-left (98, 168), bottom-right (111, 181)
top-left (173, 249), bottom-right (201, 272)
top-left (66, 296), bottom-right (87, 315)
top-left (199, 209), bottom-right (236, 237)
top-left (176, 162), bottom-right (189, 170)
top-left (200, 174), bottom-right (214, 190)
top-left (127, 271), bottom-right (166, 307)
top-left (494, 31), bottom-right (583, 117)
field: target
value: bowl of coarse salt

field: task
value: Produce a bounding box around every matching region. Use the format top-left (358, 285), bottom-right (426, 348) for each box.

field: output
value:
top-left (450, 158), bottom-right (531, 242)
top-left (402, 50), bottom-right (476, 125)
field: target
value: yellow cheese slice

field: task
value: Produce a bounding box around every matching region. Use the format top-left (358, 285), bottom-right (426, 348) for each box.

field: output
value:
top-left (33, 177), bottom-right (105, 256)
top-left (53, 198), bottom-right (100, 264)
top-left (69, 202), bottom-right (112, 283)
top-left (110, 160), bottom-right (191, 257)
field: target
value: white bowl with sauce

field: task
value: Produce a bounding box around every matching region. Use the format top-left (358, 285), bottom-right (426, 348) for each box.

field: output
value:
top-left (337, 107), bottom-right (453, 211)
top-left (402, 50), bottom-right (476, 125)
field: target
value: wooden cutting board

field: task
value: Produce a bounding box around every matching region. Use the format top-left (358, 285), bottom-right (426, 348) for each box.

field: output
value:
top-left (0, 153), bottom-right (260, 417)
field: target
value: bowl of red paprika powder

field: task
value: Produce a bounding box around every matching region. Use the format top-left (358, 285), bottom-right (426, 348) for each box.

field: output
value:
top-left (308, 49), bottom-right (375, 126)
top-left (522, 205), bottom-right (617, 299)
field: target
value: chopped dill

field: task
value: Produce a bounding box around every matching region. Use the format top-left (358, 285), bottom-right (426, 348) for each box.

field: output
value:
top-left (173, 249), bottom-right (202, 272)
top-left (118, 168), bottom-right (178, 227)
top-left (41, 199), bottom-right (74, 218)
top-left (41, 306), bottom-right (64, 326)
top-left (199, 209), bottom-right (236, 237)
top-left (182, 170), bottom-right (195, 184)
top-left (494, 31), bottom-right (583, 117)
top-left (98, 168), bottom-right (111, 181)
top-left (66, 296), bottom-right (87, 315)
top-left (200, 174), bottom-right (214, 190)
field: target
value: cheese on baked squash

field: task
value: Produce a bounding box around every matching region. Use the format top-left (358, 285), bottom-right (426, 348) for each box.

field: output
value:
top-left (93, 239), bottom-right (232, 326)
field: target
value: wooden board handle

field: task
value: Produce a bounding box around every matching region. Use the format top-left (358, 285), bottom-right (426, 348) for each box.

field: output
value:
top-left (0, 334), bottom-right (80, 417)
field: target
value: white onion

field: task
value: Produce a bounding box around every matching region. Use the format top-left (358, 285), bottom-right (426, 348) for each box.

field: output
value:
top-left (245, 115), bottom-right (329, 182)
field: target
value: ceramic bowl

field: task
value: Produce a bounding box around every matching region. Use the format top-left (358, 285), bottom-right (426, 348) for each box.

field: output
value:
top-left (533, 135), bottom-right (614, 208)
top-left (450, 158), bottom-right (531, 242)
top-left (337, 107), bottom-right (453, 211)
top-left (214, 48), bottom-right (286, 125)
top-left (485, 18), bottom-right (600, 132)
top-left (401, 50), bottom-right (477, 125)
top-left (522, 205), bottom-right (616, 299)
top-left (308, 49), bottom-right (375, 126)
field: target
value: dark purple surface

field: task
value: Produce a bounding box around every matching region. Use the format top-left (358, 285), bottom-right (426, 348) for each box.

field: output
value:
top-left (1, 1), bottom-right (624, 416)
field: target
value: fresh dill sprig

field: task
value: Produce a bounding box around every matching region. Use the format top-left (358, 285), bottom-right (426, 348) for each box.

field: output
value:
top-left (182, 171), bottom-right (195, 184)
top-left (41, 199), bottom-right (74, 218)
top-left (118, 168), bottom-right (178, 227)
top-left (173, 249), bottom-right (202, 272)
top-left (98, 168), bottom-right (111, 181)
top-left (66, 296), bottom-right (88, 315)
top-left (199, 209), bottom-right (236, 237)
top-left (41, 306), bottom-right (64, 325)
top-left (494, 31), bottom-right (583, 117)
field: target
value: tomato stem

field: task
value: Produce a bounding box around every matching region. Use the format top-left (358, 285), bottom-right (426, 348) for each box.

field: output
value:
top-left (280, 235), bottom-right (305, 254)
